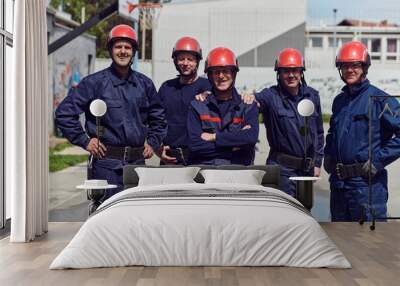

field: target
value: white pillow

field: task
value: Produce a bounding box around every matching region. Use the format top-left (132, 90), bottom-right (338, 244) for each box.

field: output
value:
top-left (135, 167), bottom-right (200, 186)
top-left (200, 169), bottom-right (266, 185)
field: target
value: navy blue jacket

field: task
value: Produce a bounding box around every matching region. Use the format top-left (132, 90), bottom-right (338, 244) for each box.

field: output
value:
top-left (55, 65), bottom-right (167, 151)
top-left (187, 88), bottom-right (259, 165)
top-left (325, 79), bottom-right (400, 183)
top-left (158, 77), bottom-right (211, 148)
top-left (256, 85), bottom-right (324, 167)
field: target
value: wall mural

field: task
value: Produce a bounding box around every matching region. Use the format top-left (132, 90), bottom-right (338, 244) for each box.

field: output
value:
top-left (53, 59), bottom-right (81, 109)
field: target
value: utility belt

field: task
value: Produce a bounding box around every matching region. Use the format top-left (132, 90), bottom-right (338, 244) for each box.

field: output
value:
top-left (274, 152), bottom-right (314, 172)
top-left (166, 147), bottom-right (189, 165)
top-left (104, 145), bottom-right (145, 161)
top-left (87, 145), bottom-right (144, 180)
top-left (335, 162), bottom-right (365, 180)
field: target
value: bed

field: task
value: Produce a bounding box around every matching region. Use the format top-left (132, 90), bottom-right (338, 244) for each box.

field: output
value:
top-left (50, 165), bottom-right (350, 269)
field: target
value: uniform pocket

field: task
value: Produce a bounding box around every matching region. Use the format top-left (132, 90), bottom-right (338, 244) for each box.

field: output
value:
top-left (277, 108), bottom-right (295, 118)
top-left (105, 101), bottom-right (122, 108)
top-left (100, 92), bottom-right (123, 109)
top-left (352, 112), bottom-right (370, 138)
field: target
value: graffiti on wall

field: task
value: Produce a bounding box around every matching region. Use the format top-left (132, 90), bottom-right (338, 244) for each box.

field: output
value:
top-left (235, 68), bottom-right (400, 114)
top-left (53, 59), bottom-right (82, 109)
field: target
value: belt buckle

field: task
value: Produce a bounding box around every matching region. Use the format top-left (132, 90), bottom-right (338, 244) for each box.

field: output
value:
top-left (336, 163), bottom-right (344, 180)
top-left (304, 157), bottom-right (313, 172)
top-left (123, 146), bottom-right (129, 161)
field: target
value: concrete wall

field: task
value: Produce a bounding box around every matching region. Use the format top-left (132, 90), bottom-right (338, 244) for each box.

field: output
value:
top-left (239, 23), bottom-right (306, 67)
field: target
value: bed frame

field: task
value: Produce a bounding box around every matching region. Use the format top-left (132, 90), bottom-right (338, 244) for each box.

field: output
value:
top-left (123, 164), bottom-right (280, 190)
top-left (123, 164), bottom-right (314, 210)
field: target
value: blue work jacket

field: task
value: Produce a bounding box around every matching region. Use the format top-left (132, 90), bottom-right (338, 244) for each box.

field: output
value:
top-left (187, 88), bottom-right (259, 165)
top-left (255, 84), bottom-right (324, 167)
top-left (158, 77), bottom-right (211, 148)
top-left (324, 79), bottom-right (400, 185)
top-left (55, 65), bottom-right (167, 151)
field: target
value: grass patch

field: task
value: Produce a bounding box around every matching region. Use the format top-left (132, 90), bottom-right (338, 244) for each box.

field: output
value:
top-left (49, 154), bottom-right (88, 172)
top-left (49, 142), bottom-right (87, 173)
top-left (52, 141), bottom-right (74, 152)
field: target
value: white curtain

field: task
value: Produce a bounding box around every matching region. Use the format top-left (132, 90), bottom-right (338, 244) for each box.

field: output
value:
top-left (8, 0), bottom-right (49, 242)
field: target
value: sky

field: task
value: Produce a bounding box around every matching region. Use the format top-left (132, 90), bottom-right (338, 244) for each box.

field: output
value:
top-left (170, 0), bottom-right (400, 26)
top-left (307, 0), bottom-right (400, 26)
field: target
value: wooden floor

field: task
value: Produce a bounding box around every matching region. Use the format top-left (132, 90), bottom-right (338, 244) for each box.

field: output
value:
top-left (0, 222), bottom-right (399, 286)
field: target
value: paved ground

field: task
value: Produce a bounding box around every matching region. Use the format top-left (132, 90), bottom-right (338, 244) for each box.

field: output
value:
top-left (49, 123), bottom-right (400, 222)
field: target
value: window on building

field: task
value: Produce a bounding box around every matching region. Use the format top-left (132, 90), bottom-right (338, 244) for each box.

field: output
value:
top-left (361, 38), bottom-right (369, 48)
top-left (371, 39), bottom-right (381, 53)
top-left (88, 54), bottom-right (93, 74)
top-left (310, 37), bottom-right (323, 48)
top-left (386, 39), bottom-right (398, 61)
top-left (387, 39), bottom-right (397, 53)
top-left (339, 37), bottom-right (352, 45)
top-left (328, 37), bottom-right (337, 48)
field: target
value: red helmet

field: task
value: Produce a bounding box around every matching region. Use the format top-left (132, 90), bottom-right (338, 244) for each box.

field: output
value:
top-left (204, 47), bottom-right (239, 73)
top-left (274, 48), bottom-right (305, 71)
top-left (336, 41), bottom-right (370, 68)
top-left (107, 24), bottom-right (138, 49)
top-left (172, 37), bottom-right (202, 60)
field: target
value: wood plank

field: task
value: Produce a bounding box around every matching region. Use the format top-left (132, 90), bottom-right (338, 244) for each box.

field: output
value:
top-left (1, 222), bottom-right (400, 286)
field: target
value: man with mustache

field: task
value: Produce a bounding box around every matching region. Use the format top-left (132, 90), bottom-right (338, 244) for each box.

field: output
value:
top-left (55, 24), bottom-right (167, 200)
top-left (223, 48), bottom-right (323, 197)
top-left (324, 41), bottom-right (400, 221)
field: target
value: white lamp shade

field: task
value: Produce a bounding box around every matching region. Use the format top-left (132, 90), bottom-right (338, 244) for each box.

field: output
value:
top-left (297, 99), bottom-right (315, 117)
top-left (89, 99), bottom-right (107, 117)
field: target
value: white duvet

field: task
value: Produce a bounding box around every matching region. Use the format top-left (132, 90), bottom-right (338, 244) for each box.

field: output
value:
top-left (50, 183), bottom-right (351, 269)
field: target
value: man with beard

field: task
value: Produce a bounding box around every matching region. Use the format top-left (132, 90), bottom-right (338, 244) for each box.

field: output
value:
top-left (157, 37), bottom-right (211, 165)
top-left (324, 41), bottom-right (400, 221)
top-left (187, 47), bottom-right (259, 165)
top-left (236, 48), bottom-right (324, 197)
top-left (55, 24), bottom-right (167, 200)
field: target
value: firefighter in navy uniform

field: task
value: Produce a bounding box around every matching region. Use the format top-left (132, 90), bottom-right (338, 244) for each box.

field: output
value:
top-left (324, 41), bottom-right (400, 221)
top-left (157, 37), bottom-right (211, 165)
top-left (55, 24), bottom-right (167, 200)
top-left (187, 47), bottom-right (259, 165)
top-left (240, 48), bottom-right (324, 197)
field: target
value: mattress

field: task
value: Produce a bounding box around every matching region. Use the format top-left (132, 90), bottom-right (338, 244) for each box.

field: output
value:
top-left (50, 183), bottom-right (351, 269)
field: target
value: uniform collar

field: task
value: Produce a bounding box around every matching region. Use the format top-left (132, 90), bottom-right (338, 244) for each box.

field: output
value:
top-left (279, 84), bottom-right (308, 102)
top-left (177, 75), bottom-right (200, 87)
top-left (342, 79), bottom-right (370, 97)
top-left (207, 87), bottom-right (241, 107)
top-left (108, 65), bottom-right (137, 87)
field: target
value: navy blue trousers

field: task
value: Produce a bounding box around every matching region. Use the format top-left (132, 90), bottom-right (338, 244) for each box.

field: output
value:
top-left (267, 159), bottom-right (313, 198)
top-left (90, 157), bottom-right (145, 201)
top-left (330, 179), bottom-right (388, 222)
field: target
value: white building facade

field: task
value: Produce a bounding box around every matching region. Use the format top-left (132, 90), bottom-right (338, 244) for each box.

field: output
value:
top-left (152, 0), bottom-right (307, 89)
top-left (305, 23), bottom-right (400, 113)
